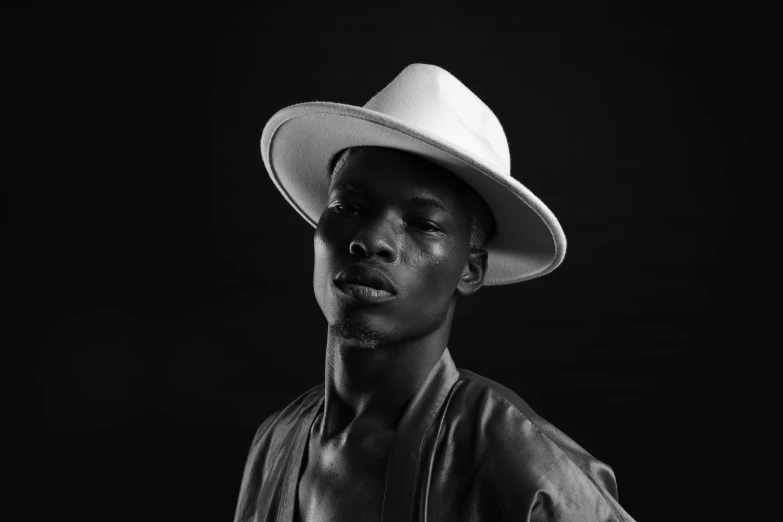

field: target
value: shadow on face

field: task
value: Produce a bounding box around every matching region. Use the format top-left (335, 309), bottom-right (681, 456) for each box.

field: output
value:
top-left (313, 147), bottom-right (487, 348)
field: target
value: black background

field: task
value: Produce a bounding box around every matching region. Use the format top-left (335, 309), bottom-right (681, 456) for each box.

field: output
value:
top-left (6, 3), bottom-right (777, 521)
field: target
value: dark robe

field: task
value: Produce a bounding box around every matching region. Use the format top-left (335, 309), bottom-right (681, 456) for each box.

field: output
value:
top-left (233, 348), bottom-right (636, 521)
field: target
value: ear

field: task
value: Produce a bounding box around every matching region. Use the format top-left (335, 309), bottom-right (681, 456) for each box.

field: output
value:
top-left (456, 248), bottom-right (488, 297)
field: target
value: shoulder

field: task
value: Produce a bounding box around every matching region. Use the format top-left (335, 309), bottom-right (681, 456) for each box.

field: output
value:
top-left (249, 383), bottom-right (323, 451)
top-left (450, 369), bottom-right (631, 520)
top-left (455, 369), bottom-right (599, 466)
top-left (234, 384), bottom-right (323, 521)
top-left (242, 383), bottom-right (323, 478)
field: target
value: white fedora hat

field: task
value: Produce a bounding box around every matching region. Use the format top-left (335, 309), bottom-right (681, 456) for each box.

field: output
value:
top-left (261, 63), bottom-right (566, 285)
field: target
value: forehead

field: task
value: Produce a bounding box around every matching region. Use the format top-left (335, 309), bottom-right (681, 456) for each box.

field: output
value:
top-left (330, 148), bottom-right (467, 207)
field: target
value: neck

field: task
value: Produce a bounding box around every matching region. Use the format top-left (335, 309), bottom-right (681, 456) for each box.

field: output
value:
top-left (318, 306), bottom-right (455, 441)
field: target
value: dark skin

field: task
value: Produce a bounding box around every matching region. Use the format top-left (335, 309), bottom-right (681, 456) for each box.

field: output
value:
top-left (295, 147), bottom-right (488, 522)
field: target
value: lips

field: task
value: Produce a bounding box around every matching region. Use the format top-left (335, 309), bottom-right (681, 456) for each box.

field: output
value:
top-left (334, 265), bottom-right (398, 295)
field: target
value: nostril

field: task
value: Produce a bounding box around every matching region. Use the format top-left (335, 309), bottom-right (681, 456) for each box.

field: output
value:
top-left (349, 240), bottom-right (368, 258)
top-left (376, 249), bottom-right (394, 261)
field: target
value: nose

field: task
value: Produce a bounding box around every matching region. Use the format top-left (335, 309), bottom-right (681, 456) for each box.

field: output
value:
top-left (348, 213), bottom-right (399, 262)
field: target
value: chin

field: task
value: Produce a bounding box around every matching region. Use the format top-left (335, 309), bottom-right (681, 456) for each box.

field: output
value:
top-left (329, 316), bottom-right (385, 349)
top-left (323, 293), bottom-right (401, 349)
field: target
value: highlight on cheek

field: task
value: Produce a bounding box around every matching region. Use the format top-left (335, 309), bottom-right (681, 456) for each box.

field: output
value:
top-left (429, 242), bottom-right (449, 259)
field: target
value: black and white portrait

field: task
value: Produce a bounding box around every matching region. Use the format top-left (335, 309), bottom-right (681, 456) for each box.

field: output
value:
top-left (7, 4), bottom-right (774, 521)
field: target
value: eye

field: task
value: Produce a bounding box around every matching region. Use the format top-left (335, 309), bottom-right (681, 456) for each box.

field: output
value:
top-left (330, 202), bottom-right (361, 215)
top-left (411, 220), bottom-right (443, 234)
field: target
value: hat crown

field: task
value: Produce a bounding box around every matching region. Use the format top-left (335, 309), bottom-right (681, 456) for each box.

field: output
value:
top-left (363, 64), bottom-right (511, 174)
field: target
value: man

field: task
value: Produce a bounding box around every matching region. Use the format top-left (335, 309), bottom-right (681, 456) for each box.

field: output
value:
top-left (234, 64), bottom-right (636, 521)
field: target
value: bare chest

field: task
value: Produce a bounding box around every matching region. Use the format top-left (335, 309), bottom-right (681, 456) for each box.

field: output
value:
top-left (294, 425), bottom-right (393, 522)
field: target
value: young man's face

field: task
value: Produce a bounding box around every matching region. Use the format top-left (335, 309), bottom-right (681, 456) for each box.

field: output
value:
top-left (313, 147), bottom-right (485, 347)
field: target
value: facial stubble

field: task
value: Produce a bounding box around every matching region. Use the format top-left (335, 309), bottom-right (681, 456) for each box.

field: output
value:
top-left (329, 316), bottom-right (385, 350)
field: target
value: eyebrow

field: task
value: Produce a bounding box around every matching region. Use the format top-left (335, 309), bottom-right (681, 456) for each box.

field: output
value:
top-left (331, 180), bottom-right (365, 195)
top-left (331, 181), bottom-right (451, 215)
top-left (405, 195), bottom-right (450, 215)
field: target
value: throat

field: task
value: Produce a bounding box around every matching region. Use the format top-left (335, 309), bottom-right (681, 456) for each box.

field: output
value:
top-left (295, 410), bottom-right (393, 522)
top-left (314, 409), bottom-right (396, 460)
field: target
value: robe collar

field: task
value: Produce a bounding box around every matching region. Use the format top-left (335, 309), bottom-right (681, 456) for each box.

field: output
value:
top-left (380, 347), bottom-right (460, 522)
top-left (279, 347), bottom-right (461, 522)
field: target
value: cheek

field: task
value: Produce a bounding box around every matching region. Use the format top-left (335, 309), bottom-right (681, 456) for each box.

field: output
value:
top-left (314, 217), bottom-right (350, 263)
top-left (406, 240), bottom-right (463, 298)
top-left (313, 224), bottom-right (336, 305)
top-left (428, 242), bottom-right (450, 263)
top-left (392, 255), bottom-right (460, 336)
top-left (312, 217), bottom-right (355, 304)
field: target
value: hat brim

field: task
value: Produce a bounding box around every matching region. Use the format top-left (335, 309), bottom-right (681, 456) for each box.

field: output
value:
top-left (261, 102), bottom-right (566, 285)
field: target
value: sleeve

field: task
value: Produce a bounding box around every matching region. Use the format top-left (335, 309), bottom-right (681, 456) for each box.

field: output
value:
top-left (484, 405), bottom-right (636, 521)
top-left (233, 410), bottom-right (282, 522)
top-left (521, 459), bottom-right (635, 522)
